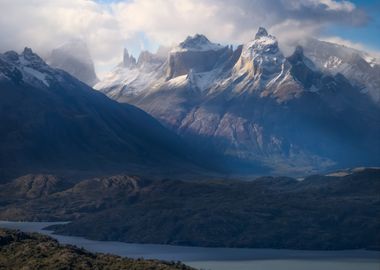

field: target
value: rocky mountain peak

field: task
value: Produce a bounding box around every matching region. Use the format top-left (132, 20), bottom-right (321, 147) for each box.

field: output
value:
top-left (0, 49), bottom-right (52, 87)
top-left (294, 45), bottom-right (304, 55)
top-left (181, 34), bottom-right (210, 48)
top-left (137, 50), bottom-right (164, 68)
top-left (243, 28), bottom-right (279, 59)
top-left (47, 39), bottom-right (99, 86)
top-left (288, 45), bottom-right (305, 63)
top-left (255, 27), bottom-right (269, 39)
top-left (22, 47), bottom-right (46, 65)
top-left (238, 28), bottom-right (283, 80)
top-left (287, 45), bottom-right (317, 72)
top-left (3, 50), bottom-right (19, 62)
top-left (22, 47), bottom-right (34, 56)
top-left (173, 34), bottom-right (223, 52)
top-left (123, 48), bottom-right (137, 68)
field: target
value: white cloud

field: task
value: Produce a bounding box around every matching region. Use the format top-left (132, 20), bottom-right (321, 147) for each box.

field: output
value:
top-left (110, 0), bottom-right (368, 45)
top-left (321, 36), bottom-right (380, 61)
top-left (0, 0), bottom-right (372, 75)
top-left (318, 0), bottom-right (355, 11)
top-left (0, 0), bottom-right (124, 73)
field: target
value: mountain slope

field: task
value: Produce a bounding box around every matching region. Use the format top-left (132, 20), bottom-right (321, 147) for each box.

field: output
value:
top-left (302, 38), bottom-right (380, 102)
top-left (96, 49), bottom-right (167, 99)
top-left (95, 28), bottom-right (380, 175)
top-left (0, 48), bottom-right (205, 178)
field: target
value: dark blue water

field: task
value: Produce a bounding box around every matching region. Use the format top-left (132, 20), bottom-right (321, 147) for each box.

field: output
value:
top-left (1, 221), bottom-right (379, 270)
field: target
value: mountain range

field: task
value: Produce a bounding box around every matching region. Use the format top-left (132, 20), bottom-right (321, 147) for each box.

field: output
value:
top-left (0, 27), bottom-right (379, 178)
top-left (0, 48), bottom-right (210, 180)
top-left (0, 27), bottom-right (379, 255)
top-left (95, 27), bottom-right (380, 175)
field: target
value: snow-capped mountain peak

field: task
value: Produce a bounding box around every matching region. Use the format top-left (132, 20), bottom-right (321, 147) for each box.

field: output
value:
top-left (302, 38), bottom-right (380, 102)
top-left (243, 27), bottom-right (280, 59)
top-left (167, 34), bottom-right (229, 79)
top-left (0, 48), bottom-right (55, 87)
top-left (232, 27), bottom-right (286, 94)
top-left (172, 34), bottom-right (224, 52)
top-left (94, 49), bottom-right (167, 98)
top-left (21, 47), bottom-right (46, 66)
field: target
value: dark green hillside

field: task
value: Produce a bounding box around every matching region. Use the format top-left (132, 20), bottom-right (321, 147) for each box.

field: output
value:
top-left (1, 169), bottom-right (379, 250)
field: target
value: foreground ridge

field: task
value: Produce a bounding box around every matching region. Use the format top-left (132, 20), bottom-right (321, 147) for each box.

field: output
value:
top-left (0, 229), bottom-right (195, 270)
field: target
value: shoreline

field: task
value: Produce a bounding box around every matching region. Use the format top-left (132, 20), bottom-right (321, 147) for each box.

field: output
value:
top-left (1, 220), bottom-right (379, 262)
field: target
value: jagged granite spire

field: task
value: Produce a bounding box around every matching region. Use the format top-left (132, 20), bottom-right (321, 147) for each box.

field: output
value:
top-left (255, 27), bottom-right (269, 39)
top-left (288, 45), bottom-right (305, 63)
top-left (123, 48), bottom-right (137, 68)
top-left (242, 26), bottom-right (280, 60)
top-left (22, 47), bottom-right (46, 65)
top-left (288, 45), bottom-right (317, 71)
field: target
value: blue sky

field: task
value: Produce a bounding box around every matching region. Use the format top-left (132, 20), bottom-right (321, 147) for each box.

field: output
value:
top-left (323, 0), bottom-right (380, 50)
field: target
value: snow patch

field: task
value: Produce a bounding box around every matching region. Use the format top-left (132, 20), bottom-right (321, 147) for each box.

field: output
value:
top-left (95, 64), bottom-right (165, 96)
top-left (23, 66), bottom-right (50, 87)
top-left (167, 74), bottom-right (188, 87)
top-left (172, 34), bottom-right (224, 53)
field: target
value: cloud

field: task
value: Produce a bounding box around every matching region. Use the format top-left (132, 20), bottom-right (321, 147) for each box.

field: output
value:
top-left (0, 0), bottom-right (124, 73)
top-left (0, 0), bottom-right (372, 75)
top-left (321, 36), bottom-right (380, 61)
top-left (111, 0), bottom-right (369, 46)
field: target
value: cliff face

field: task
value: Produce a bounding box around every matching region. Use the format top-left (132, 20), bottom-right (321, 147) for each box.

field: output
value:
top-left (47, 39), bottom-right (99, 86)
top-left (168, 50), bottom-right (219, 78)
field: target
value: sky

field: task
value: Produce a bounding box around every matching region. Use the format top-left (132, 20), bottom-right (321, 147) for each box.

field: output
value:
top-left (0, 0), bottom-right (379, 77)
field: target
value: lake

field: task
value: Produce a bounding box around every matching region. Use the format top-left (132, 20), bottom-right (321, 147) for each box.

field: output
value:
top-left (1, 221), bottom-right (379, 270)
